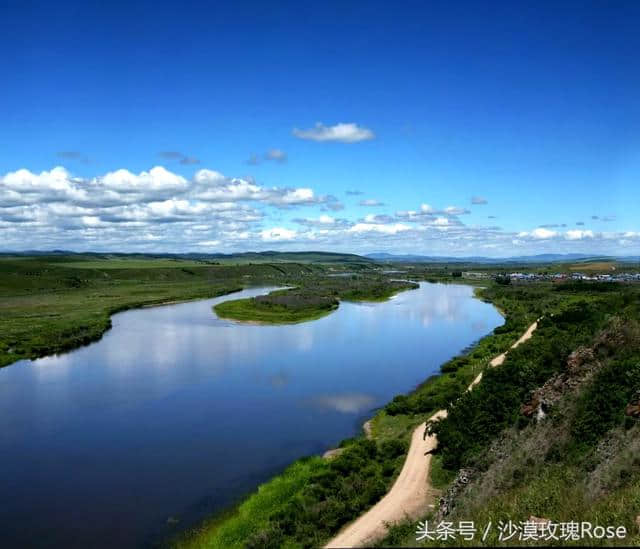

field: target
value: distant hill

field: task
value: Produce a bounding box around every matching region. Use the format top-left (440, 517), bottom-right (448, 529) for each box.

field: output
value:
top-left (3, 249), bottom-right (638, 265)
top-left (0, 250), bottom-right (374, 264)
top-left (366, 252), bottom-right (640, 264)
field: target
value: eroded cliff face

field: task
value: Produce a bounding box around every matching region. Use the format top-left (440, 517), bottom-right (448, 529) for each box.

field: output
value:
top-left (521, 318), bottom-right (639, 420)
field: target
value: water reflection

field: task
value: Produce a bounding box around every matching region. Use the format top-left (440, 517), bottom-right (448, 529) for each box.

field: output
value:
top-left (0, 283), bottom-right (502, 548)
top-left (309, 393), bottom-right (376, 413)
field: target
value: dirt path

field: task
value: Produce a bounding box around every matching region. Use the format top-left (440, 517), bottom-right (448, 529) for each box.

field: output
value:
top-left (325, 318), bottom-right (540, 548)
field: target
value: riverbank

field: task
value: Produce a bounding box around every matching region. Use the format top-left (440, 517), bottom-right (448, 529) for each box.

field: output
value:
top-left (0, 283), bottom-right (245, 368)
top-left (173, 282), bottom-right (538, 549)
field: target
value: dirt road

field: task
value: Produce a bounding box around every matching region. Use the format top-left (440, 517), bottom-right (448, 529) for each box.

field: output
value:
top-left (325, 410), bottom-right (447, 548)
top-left (325, 319), bottom-right (540, 548)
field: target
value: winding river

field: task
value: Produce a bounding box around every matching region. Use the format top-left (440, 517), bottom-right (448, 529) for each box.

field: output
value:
top-left (0, 282), bottom-right (502, 548)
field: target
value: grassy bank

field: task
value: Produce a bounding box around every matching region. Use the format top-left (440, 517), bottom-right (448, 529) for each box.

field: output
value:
top-left (174, 458), bottom-right (326, 549)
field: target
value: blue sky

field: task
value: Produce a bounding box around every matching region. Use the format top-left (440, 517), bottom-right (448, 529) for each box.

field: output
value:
top-left (1, 0), bottom-right (639, 256)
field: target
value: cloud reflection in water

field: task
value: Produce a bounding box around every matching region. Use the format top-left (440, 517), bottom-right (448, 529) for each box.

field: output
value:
top-left (309, 393), bottom-right (376, 413)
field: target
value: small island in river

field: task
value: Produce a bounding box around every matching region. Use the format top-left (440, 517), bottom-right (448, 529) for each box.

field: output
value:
top-left (213, 278), bottom-right (418, 323)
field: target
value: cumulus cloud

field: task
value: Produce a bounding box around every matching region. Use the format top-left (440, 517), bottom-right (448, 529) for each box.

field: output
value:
top-left (101, 166), bottom-right (189, 194)
top-left (191, 169), bottom-right (325, 208)
top-left (0, 166), bottom-right (636, 256)
top-left (531, 228), bottom-right (557, 239)
top-left (566, 230), bottom-right (594, 240)
top-left (346, 189), bottom-right (364, 196)
top-left (0, 165), bottom-right (339, 252)
top-left (292, 122), bottom-right (375, 143)
top-left (518, 228), bottom-right (557, 239)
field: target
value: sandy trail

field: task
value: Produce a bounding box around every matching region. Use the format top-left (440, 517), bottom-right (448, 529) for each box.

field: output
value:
top-left (325, 318), bottom-right (540, 548)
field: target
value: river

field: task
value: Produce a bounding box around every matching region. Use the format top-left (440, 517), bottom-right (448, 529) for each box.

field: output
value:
top-left (0, 282), bottom-right (502, 547)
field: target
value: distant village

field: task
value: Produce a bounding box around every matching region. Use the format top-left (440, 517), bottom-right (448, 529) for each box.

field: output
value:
top-left (462, 271), bottom-right (640, 283)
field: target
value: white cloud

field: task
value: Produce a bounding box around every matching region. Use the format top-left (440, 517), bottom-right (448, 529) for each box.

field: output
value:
top-left (1, 166), bottom-right (637, 256)
top-left (0, 165), bottom-right (335, 252)
top-left (293, 214), bottom-right (343, 228)
top-left (529, 228), bottom-right (557, 239)
top-left (565, 229), bottom-right (594, 240)
top-left (292, 122), bottom-right (375, 143)
top-left (278, 188), bottom-right (315, 204)
top-left (433, 217), bottom-right (449, 226)
top-left (317, 214), bottom-right (335, 224)
top-left (101, 166), bottom-right (189, 193)
top-left (0, 167), bottom-right (83, 206)
top-left (192, 169), bottom-right (227, 185)
top-left (260, 227), bottom-right (298, 241)
top-left (349, 222), bottom-right (410, 235)
top-left (396, 203), bottom-right (469, 220)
